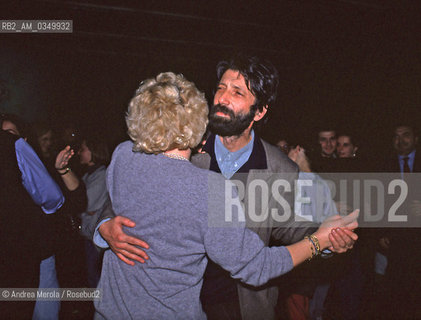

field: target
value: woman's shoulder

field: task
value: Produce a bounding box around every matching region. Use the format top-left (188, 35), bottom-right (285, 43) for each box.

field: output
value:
top-left (114, 140), bottom-right (134, 154)
top-left (111, 140), bottom-right (144, 163)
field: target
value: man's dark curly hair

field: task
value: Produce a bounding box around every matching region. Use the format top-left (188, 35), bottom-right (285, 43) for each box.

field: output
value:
top-left (216, 54), bottom-right (279, 113)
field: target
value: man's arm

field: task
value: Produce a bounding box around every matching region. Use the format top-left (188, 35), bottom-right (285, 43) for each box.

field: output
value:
top-left (93, 199), bottom-right (150, 265)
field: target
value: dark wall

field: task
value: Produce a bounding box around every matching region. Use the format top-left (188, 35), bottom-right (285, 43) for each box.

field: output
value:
top-left (1, 1), bottom-right (420, 154)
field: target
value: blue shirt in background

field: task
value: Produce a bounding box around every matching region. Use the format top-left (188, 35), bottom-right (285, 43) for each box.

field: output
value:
top-left (398, 149), bottom-right (416, 174)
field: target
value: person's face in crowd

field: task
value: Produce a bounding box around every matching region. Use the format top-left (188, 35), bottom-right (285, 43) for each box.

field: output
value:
top-left (38, 130), bottom-right (53, 154)
top-left (337, 135), bottom-right (357, 158)
top-left (2, 120), bottom-right (20, 136)
top-left (318, 131), bottom-right (337, 157)
top-left (393, 126), bottom-right (418, 156)
top-left (208, 69), bottom-right (266, 137)
top-left (277, 139), bottom-right (290, 154)
top-left (78, 140), bottom-right (94, 166)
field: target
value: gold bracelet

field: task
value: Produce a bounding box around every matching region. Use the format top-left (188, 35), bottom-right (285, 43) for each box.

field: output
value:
top-left (309, 234), bottom-right (321, 255)
top-left (304, 236), bottom-right (316, 261)
top-left (304, 234), bottom-right (321, 261)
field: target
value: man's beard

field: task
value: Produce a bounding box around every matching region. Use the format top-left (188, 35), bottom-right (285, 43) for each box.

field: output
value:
top-left (208, 104), bottom-right (256, 137)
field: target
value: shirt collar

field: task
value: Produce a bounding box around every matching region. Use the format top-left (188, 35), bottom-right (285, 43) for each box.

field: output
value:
top-left (202, 131), bottom-right (267, 176)
top-left (398, 149), bottom-right (416, 161)
top-left (214, 130), bottom-right (255, 179)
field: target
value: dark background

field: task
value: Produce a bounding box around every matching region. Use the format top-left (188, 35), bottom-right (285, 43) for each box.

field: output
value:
top-left (1, 0), bottom-right (420, 153)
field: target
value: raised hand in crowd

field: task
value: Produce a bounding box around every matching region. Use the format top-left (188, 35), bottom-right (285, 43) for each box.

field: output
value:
top-left (55, 145), bottom-right (80, 191)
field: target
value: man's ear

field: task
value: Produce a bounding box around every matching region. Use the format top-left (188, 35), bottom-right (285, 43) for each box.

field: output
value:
top-left (254, 106), bottom-right (268, 122)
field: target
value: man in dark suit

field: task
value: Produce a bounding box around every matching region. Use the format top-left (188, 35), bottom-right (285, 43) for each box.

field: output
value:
top-left (380, 123), bottom-right (421, 318)
top-left (386, 124), bottom-right (420, 172)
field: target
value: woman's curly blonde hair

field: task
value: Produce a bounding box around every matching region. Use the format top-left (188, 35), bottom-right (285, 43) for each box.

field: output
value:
top-left (126, 72), bottom-right (209, 154)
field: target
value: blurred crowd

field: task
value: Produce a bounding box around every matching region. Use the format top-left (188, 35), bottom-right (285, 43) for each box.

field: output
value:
top-left (1, 114), bottom-right (110, 319)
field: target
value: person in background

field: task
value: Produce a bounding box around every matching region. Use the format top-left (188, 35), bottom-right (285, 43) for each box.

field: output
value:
top-left (318, 129), bottom-right (337, 159)
top-left (0, 125), bottom-right (64, 320)
top-left (336, 134), bottom-right (358, 159)
top-left (377, 122), bottom-right (421, 319)
top-left (1, 112), bottom-right (29, 137)
top-left (385, 123), bottom-right (420, 173)
top-left (1, 114), bottom-right (67, 319)
top-left (29, 121), bottom-right (89, 317)
top-left (78, 135), bottom-right (110, 288)
top-left (53, 142), bottom-right (91, 318)
top-left (311, 127), bottom-right (337, 173)
top-left (333, 133), bottom-right (365, 173)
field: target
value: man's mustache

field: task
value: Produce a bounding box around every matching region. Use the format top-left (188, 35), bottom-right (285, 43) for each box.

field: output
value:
top-left (211, 104), bottom-right (235, 118)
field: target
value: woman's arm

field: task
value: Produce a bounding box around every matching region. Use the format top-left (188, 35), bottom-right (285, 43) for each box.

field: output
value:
top-left (287, 211), bottom-right (359, 266)
top-left (55, 145), bottom-right (80, 191)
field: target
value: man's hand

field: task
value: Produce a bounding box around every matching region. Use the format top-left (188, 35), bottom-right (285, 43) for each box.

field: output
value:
top-left (99, 216), bottom-right (150, 266)
top-left (328, 228), bottom-right (358, 253)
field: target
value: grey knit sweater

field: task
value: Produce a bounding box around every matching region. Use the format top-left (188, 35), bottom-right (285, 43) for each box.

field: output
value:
top-left (94, 141), bottom-right (293, 320)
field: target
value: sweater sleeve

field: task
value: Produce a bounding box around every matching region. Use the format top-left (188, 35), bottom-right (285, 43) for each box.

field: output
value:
top-left (204, 227), bottom-right (293, 287)
top-left (203, 175), bottom-right (294, 287)
top-left (15, 138), bottom-right (64, 214)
